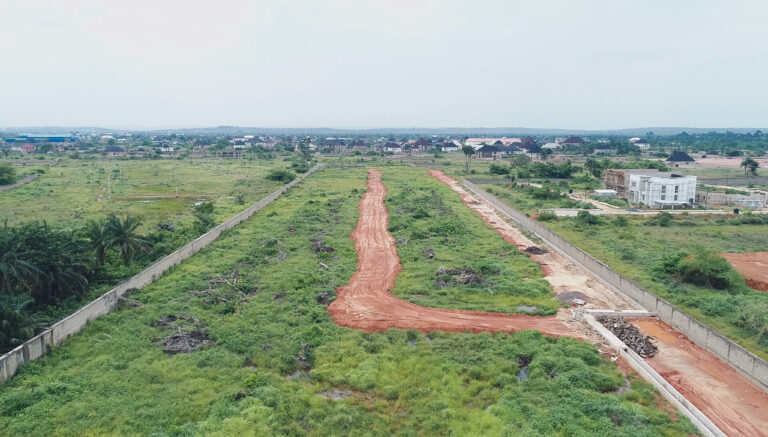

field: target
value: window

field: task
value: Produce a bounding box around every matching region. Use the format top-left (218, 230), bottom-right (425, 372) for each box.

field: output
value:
top-left (674, 185), bottom-right (679, 193)
top-left (661, 195), bottom-right (666, 200)
top-left (674, 195), bottom-right (678, 201)
top-left (661, 186), bottom-right (666, 193)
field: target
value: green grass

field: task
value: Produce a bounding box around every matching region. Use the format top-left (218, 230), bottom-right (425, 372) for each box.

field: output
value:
top-left (0, 158), bottom-right (284, 231)
top-left (383, 168), bottom-right (561, 315)
top-left (481, 183), bottom-right (592, 216)
top-left (0, 167), bottom-right (696, 436)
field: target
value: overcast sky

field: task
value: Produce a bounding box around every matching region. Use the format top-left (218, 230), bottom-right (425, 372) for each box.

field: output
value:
top-left (1, 0), bottom-right (766, 129)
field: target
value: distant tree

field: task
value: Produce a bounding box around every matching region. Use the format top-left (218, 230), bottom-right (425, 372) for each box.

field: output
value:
top-left (741, 158), bottom-right (759, 176)
top-left (105, 215), bottom-right (152, 265)
top-left (461, 145), bottom-right (475, 173)
top-left (584, 158), bottom-right (602, 178)
top-left (540, 148), bottom-right (553, 160)
top-left (509, 154), bottom-right (532, 173)
top-left (0, 163), bottom-right (17, 185)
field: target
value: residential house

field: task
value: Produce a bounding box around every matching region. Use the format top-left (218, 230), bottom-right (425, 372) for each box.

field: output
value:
top-left (20, 144), bottom-right (35, 154)
top-left (628, 173), bottom-right (697, 207)
top-left (561, 136), bottom-right (584, 147)
top-left (603, 169), bottom-right (664, 198)
top-left (475, 145), bottom-right (504, 160)
top-left (383, 142), bottom-right (402, 153)
top-left (104, 146), bottom-right (125, 157)
top-left (666, 151), bottom-right (695, 167)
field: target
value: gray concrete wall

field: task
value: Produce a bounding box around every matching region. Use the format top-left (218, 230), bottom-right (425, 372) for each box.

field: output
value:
top-left (0, 173), bottom-right (39, 193)
top-left (463, 179), bottom-right (768, 394)
top-left (698, 176), bottom-right (768, 186)
top-left (0, 165), bottom-right (322, 385)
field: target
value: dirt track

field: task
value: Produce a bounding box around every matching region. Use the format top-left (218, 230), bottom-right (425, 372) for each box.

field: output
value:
top-left (633, 318), bottom-right (768, 437)
top-left (722, 252), bottom-right (768, 292)
top-left (327, 169), bottom-right (577, 337)
top-left (427, 169), bottom-right (633, 311)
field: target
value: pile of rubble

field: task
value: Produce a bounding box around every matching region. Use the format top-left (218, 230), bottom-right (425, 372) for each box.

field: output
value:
top-left (596, 315), bottom-right (658, 358)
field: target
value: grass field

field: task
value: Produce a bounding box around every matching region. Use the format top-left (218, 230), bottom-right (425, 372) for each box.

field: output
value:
top-left (0, 158), bottom-right (284, 231)
top-left (0, 167), bottom-right (695, 436)
top-left (383, 167), bottom-right (562, 314)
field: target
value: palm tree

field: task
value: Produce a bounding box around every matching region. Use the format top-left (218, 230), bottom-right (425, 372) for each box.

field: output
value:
top-left (740, 158), bottom-right (759, 176)
top-left (82, 218), bottom-right (109, 266)
top-left (105, 214), bottom-right (152, 265)
top-left (462, 145), bottom-right (475, 173)
top-left (0, 233), bottom-right (40, 293)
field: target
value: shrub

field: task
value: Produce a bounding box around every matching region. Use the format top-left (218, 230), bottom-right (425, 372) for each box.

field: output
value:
top-left (266, 169), bottom-right (296, 183)
top-left (676, 252), bottom-right (746, 291)
top-left (575, 211), bottom-right (602, 226)
top-left (0, 162), bottom-right (17, 185)
top-left (489, 164), bottom-right (509, 176)
top-left (537, 211), bottom-right (557, 222)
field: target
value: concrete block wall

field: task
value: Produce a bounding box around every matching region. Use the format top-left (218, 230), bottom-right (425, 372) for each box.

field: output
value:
top-left (463, 179), bottom-right (768, 394)
top-left (0, 165), bottom-right (322, 385)
top-left (0, 173), bottom-right (39, 193)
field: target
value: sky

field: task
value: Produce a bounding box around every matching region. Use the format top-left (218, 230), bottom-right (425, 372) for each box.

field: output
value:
top-left (1, 0), bottom-right (767, 130)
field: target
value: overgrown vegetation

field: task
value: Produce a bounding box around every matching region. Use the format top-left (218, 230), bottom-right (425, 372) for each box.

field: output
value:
top-left (0, 168), bottom-right (695, 436)
top-left (0, 163), bottom-right (17, 185)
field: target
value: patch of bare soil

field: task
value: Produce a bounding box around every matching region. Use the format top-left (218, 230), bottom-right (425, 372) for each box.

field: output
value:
top-left (632, 318), bottom-right (768, 437)
top-left (327, 169), bottom-right (579, 338)
top-left (159, 330), bottom-right (214, 355)
top-left (722, 252), bottom-right (768, 292)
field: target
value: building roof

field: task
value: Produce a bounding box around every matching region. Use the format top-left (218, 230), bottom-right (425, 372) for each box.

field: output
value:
top-left (666, 151), bottom-right (695, 162)
top-left (634, 139), bottom-right (649, 144)
top-left (476, 145), bottom-right (501, 153)
top-left (104, 146), bottom-right (124, 153)
top-left (563, 136), bottom-right (584, 144)
top-left (20, 144), bottom-right (35, 149)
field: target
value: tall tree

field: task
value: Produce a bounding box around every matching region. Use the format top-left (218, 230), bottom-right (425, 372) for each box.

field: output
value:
top-left (82, 218), bottom-right (109, 266)
top-left (461, 145), bottom-right (475, 173)
top-left (741, 158), bottom-right (759, 176)
top-left (105, 215), bottom-right (152, 265)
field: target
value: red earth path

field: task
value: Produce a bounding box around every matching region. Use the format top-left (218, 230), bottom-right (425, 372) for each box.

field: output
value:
top-left (327, 169), bottom-right (576, 337)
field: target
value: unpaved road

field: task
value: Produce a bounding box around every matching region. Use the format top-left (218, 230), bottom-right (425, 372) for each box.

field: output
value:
top-left (327, 169), bottom-right (577, 337)
top-left (722, 252), bottom-right (768, 292)
top-left (428, 170), bottom-right (633, 311)
top-left (633, 318), bottom-right (768, 437)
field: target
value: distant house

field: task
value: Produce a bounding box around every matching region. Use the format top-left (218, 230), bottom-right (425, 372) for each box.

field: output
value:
top-left (562, 136), bottom-right (584, 147)
top-left (321, 139), bottom-right (346, 153)
top-left (439, 141), bottom-right (459, 152)
top-left (216, 150), bottom-right (245, 159)
top-left (542, 142), bottom-right (561, 150)
top-left (100, 135), bottom-right (116, 143)
top-left (476, 145), bottom-right (504, 160)
top-left (20, 144), bottom-right (35, 154)
top-left (384, 142), bottom-right (402, 153)
top-left (634, 139), bottom-right (651, 150)
top-left (104, 146), bottom-right (125, 157)
top-left (412, 137), bottom-right (431, 151)
top-left (666, 151), bottom-right (695, 167)
top-left (628, 173), bottom-right (697, 207)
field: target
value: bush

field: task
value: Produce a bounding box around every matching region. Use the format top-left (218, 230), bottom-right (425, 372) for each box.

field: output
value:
top-left (266, 169), bottom-right (296, 183)
top-left (537, 211), bottom-right (557, 221)
top-left (489, 164), bottom-right (509, 176)
top-left (0, 162), bottom-right (17, 185)
top-left (676, 252), bottom-right (746, 291)
top-left (575, 211), bottom-right (602, 226)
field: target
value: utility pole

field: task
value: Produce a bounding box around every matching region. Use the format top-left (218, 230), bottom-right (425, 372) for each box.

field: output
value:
top-left (175, 169), bottom-right (179, 197)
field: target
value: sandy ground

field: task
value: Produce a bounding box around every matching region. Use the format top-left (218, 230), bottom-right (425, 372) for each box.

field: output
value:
top-left (722, 252), bottom-right (768, 292)
top-left (428, 170), bottom-right (634, 311)
top-left (327, 169), bottom-right (578, 337)
top-left (694, 157), bottom-right (768, 169)
top-left (632, 318), bottom-right (768, 437)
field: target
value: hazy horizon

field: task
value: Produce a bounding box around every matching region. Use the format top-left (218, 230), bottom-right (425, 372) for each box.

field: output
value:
top-left (2, 1), bottom-right (767, 129)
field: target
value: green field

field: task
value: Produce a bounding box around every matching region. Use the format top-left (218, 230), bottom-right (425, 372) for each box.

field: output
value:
top-left (0, 158), bottom-right (284, 230)
top-left (0, 167), bottom-right (695, 436)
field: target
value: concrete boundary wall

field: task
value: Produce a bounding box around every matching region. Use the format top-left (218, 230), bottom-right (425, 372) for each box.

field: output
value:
top-left (463, 179), bottom-right (768, 394)
top-left (0, 164), bottom-right (323, 384)
top-left (698, 176), bottom-right (768, 186)
top-left (0, 174), bottom-right (39, 193)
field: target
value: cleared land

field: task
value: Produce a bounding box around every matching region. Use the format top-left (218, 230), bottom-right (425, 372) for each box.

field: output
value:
top-left (0, 167), bottom-right (695, 436)
top-left (0, 159), bottom-right (283, 230)
top-left (328, 169), bottom-right (575, 337)
top-left (722, 252), bottom-right (768, 292)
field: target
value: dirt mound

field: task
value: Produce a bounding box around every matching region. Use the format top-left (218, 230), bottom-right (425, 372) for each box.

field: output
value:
top-left (159, 330), bottom-right (214, 355)
top-left (597, 315), bottom-right (657, 358)
top-left (721, 252), bottom-right (768, 292)
top-left (326, 169), bottom-right (577, 338)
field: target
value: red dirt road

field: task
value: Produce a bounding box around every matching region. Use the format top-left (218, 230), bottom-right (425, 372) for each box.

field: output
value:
top-left (633, 318), bottom-right (768, 437)
top-left (327, 169), bottom-right (577, 337)
top-left (722, 252), bottom-right (768, 292)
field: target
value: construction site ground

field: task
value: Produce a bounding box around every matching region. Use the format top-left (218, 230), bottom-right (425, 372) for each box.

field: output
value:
top-left (329, 167), bottom-right (768, 437)
top-left (722, 252), bottom-right (768, 292)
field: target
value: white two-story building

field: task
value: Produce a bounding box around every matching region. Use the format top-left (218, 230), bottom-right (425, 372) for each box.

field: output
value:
top-left (628, 173), bottom-right (697, 208)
